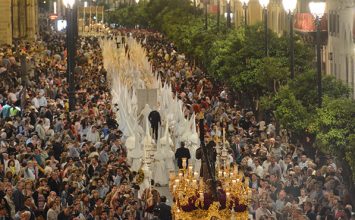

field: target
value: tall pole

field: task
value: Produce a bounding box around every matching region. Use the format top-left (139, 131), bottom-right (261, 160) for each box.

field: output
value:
top-left (226, 1), bottom-right (231, 28)
top-left (102, 6), bottom-right (104, 23)
top-left (89, 6), bottom-right (92, 31)
top-left (263, 8), bottom-right (268, 57)
top-left (289, 12), bottom-right (295, 79)
top-left (73, 0), bottom-right (78, 39)
top-left (95, 6), bottom-right (98, 25)
top-left (204, 0), bottom-right (208, 30)
top-left (66, 7), bottom-right (76, 112)
top-left (83, 5), bottom-right (86, 32)
top-left (316, 18), bottom-right (322, 107)
top-left (217, 0), bottom-right (220, 31)
top-left (243, 4), bottom-right (247, 26)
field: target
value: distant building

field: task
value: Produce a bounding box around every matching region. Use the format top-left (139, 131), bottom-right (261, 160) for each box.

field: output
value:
top-left (326, 0), bottom-right (355, 98)
top-left (0, 0), bottom-right (39, 45)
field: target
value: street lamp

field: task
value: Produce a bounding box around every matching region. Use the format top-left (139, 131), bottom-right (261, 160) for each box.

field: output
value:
top-left (240, 0), bottom-right (249, 26)
top-left (204, 0), bottom-right (208, 30)
top-left (226, 0), bottom-right (232, 28)
top-left (282, 0), bottom-right (297, 79)
top-left (224, 12), bottom-right (233, 22)
top-left (84, 1), bottom-right (88, 32)
top-left (309, 1), bottom-right (326, 107)
top-left (217, 0), bottom-right (221, 31)
top-left (259, 0), bottom-right (269, 56)
top-left (63, 0), bottom-right (76, 112)
top-left (191, 0), bottom-right (197, 17)
top-left (54, 2), bottom-right (57, 14)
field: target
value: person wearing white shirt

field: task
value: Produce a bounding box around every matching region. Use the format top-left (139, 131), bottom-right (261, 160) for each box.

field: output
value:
top-left (262, 154), bottom-right (272, 171)
top-left (37, 93), bottom-right (48, 108)
top-left (86, 126), bottom-right (100, 143)
top-left (298, 154), bottom-right (308, 170)
top-left (31, 97), bottom-right (40, 109)
top-left (253, 159), bottom-right (264, 178)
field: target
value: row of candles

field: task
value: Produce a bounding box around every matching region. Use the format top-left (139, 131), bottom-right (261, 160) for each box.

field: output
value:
top-left (170, 157), bottom-right (251, 202)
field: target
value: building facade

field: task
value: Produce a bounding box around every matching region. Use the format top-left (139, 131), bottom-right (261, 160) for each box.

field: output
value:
top-left (0, 0), bottom-right (39, 45)
top-left (326, 0), bottom-right (355, 98)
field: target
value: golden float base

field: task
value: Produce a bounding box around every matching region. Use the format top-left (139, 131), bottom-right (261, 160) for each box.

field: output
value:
top-left (172, 202), bottom-right (249, 220)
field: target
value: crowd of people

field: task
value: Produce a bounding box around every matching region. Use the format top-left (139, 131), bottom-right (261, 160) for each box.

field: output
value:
top-left (0, 25), bottom-right (354, 220)
top-left (134, 31), bottom-right (355, 220)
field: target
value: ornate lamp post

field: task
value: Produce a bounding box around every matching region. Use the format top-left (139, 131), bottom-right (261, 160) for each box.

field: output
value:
top-left (259, 0), bottom-right (269, 56)
top-left (217, 0), bottom-right (220, 31)
top-left (226, 0), bottom-right (232, 28)
top-left (83, 1), bottom-right (88, 32)
top-left (204, 0), bottom-right (208, 30)
top-left (282, 0), bottom-right (297, 79)
top-left (240, 0), bottom-right (249, 27)
top-left (63, 0), bottom-right (76, 112)
top-left (309, 1), bottom-right (326, 107)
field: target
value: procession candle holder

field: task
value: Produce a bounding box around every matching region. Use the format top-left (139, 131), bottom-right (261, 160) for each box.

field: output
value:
top-left (188, 165), bottom-right (193, 176)
top-left (171, 161), bottom-right (251, 219)
top-left (178, 172), bottom-right (183, 180)
top-left (218, 170), bottom-right (223, 178)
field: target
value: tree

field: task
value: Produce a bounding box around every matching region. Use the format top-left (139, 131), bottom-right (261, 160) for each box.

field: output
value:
top-left (260, 85), bottom-right (309, 139)
top-left (309, 97), bottom-right (355, 205)
top-left (288, 71), bottom-right (351, 112)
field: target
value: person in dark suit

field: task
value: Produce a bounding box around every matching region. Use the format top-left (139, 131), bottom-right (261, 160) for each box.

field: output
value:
top-left (154, 196), bottom-right (171, 220)
top-left (148, 110), bottom-right (161, 141)
top-left (12, 182), bottom-right (25, 212)
top-left (57, 206), bottom-right (72, 220)
top-left (175, 142), bottom-right (191, 169)
top-left (23, 197), bottom-right (36, 220)
top-left (47, 171), bottom-right (62, 196)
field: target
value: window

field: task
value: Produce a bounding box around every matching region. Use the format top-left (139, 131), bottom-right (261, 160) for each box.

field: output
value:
top-left (336, 14), bottom-right (339, 34)
top-left (329, 11), bottom-right (333, 34)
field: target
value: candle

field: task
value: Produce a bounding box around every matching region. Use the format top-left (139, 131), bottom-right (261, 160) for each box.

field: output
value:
top-left (178, 172), bottom-right (183, 179)
top-left (188, 165), bottom-right (193, 175)
top-left (223, 128), bottom-right (225, 145)
top-left (192, 179), bottom-right (197, 186)
top-left (173, 185), bottom-right (176, 192)
top-left (230, 172), bottom-right (233, 177)
top-left (218, 171), bottom-right (223, 177)
top-left (234, 165), bottom-right (238, 174)
top-left (223, 171), bottom-right (227, 178)
top-left (245, 177), bottom-right (250, 187)
top-left (232, 179), bottom-right (236, 185)
top-left (194, 172), bottom-right (199, 179)
top-left (175, 179), bottom-right (180, 186)
top-left (226, 192), bottom-right (230, 199)
top-left (182, 158), bottom-right (187, 169)
top-left (199, 192), bottom-right (204, 201)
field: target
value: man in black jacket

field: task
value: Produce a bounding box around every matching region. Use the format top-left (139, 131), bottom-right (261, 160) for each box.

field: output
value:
top-left (23, 197), bottom-right (36, 220)
top-left (148, 110), bottom-right (161, 141)
top-left (47, 171), bottom-right (62, 196)
top-left (12, 182), bottom-right (24, 212)
top-left (154, 196), bottom-right (171, 220)
top-left (175, 142), bottom-right (191, 169)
